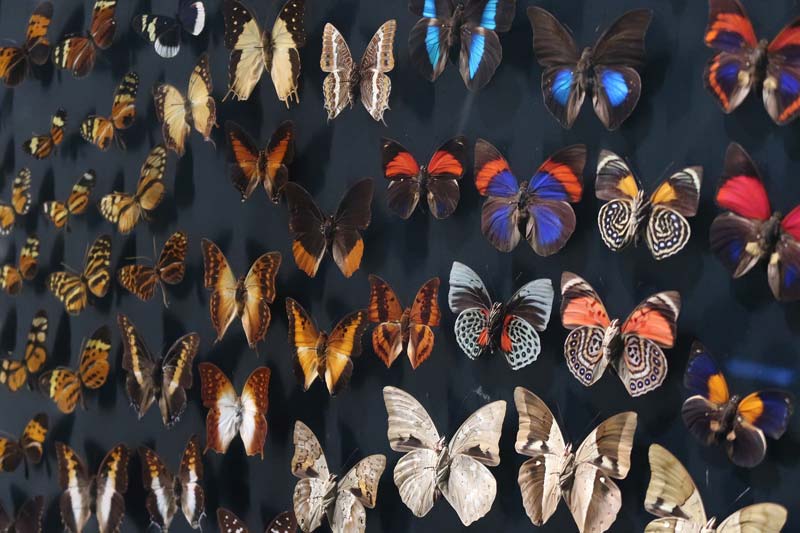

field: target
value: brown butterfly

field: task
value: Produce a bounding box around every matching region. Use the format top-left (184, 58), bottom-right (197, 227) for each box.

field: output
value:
top-left (0, 235), bottom-right (39, 295)
top-left (0, 2), bottom-right (53, 87)
top-left (217, 508), bottom-right (297, 533)
top-left (117, 230), bottom-right (187, 305)
top-left (53, 0), bottom-right (117, 78)
top-left (225, 120), bottom-right (294, 203)
top-left (100, 144), bottom-right (167, 234)
top-left (0, 413), bottom-right (47, 472)
top-left (201, 239), bottom-right (281, 350)
top-left (48, 234), bottom-right (112, 315)
top-left (23, 108), bottom-right (66, 159)
top-left (154, 53), bottom-right (216, 157)
top-left (0, 168), bottom-right (32, 236)
top-left (43, 171), bottom-right (97, 230)
top-left (285, 298), bottom-right (368, 396)
top-left (81, 72), bottom-right (138, 151)
top-left (0, 496), bottom-right (45, 533)
top-left (0, 310), bottom-right (48, 392)
top-left (283, 179), bottom-right (373, 278)
top-left (39, 325), bottom-right (111, 414)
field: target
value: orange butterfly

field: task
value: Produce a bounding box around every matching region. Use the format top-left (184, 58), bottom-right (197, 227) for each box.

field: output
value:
top-left (52, 0), bottom-right (117, 78)
top-left (0, 168), bottom-right (32, 236)
top-left (225, 120), bottom-right (294, 203)
top-left (0, 236), bottom-right (39, 296)
top-left (81, 72), bottom-right (138, 150)
top-left (0, 310), bottom-right (48, 392)
top-left (0, 2), bottom-right (53, 87)
top-left (0, 413), bottom-right (47, 472)
top-left (42, 171), bottom-right (97, 230)
top-left (23, 108), bottom-right (66, 159)
top-left (117, 231), bottom-right (187, 305)
top-left (48, 234), bottom-right (112, 315)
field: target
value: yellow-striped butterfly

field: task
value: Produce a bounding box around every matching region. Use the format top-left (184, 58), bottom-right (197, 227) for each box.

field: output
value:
top-left (48, 234), bottom-right (112, 315)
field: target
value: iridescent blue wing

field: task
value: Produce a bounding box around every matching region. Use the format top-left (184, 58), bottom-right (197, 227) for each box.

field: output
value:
top-left (764, 19), bottom-right (800, 124)
top-left (458, 0), bottom-right (516, 91)
top-left (409, 0), bottom-right (456, 82)
top-left (474, 138), bottom-right (522, 252)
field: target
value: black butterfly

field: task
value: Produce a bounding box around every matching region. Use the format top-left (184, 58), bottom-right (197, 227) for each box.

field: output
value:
top-left (133, 0), bottom-right (205, 58)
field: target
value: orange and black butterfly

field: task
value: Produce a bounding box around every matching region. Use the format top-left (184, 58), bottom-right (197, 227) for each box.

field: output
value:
top-left (0, 236), bottom-right (39, 296)
top-left (43, 171), bottom-right (97, 230)
top-left (217, 508), bottom-right (297, 533)
top-left (0, 2), bottom-right (53, 87)
top-left (117, 231), bottom-right (187, 305)
top-left (100, 145), bottom-right (167, 234)
top-left (81, 72), bottom-right (138, 151)
top-left (285, 298), bottom-right (368, 396)
top-left (0, 168), bottom-right (32, 236)
top-left (368, 275), bottom-right (440, 369)
top-left (0, 496), bottom-right (44, 532)
top-left (283, 179), bottom-right (373, 278)
top-left (0, 310), bottom-right (48, 392)
top-left (48, 234), bottom-right (112, 315)
top-left (53, 0), bottom-right (117, 78)
top-left (39, 325), bottom-right (111, 414)
top-left (201, 239), bottom-right (281, 350)
top-left (23, 108), bottom-right (66, 159)
top-left (0, 414), bottom-right (47, 473)
top-left (225, 120), bottom-right (294, 203)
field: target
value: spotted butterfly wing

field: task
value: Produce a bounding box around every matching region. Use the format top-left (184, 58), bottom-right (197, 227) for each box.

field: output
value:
top-left (226, 120), bottom-right (295, 203)
top-left (43, 171), bottom-right (96, 230)
top-left (0, 236), bottom-right (39, 296)
top-left (217, 508), bottom-right (297, 533)
top-left (48, 234), bottom-right (112, 315)
top-left (117, 230), bottom-right (187, 304)
top-left (53, 0), bottom-right (117, 78)
top-left (0, 2), bottom-right (53, 87)
top-left (0, 168), bottom-right (32, 236)
top-left (0, 496), bottom-right (44, 533)
top-left (23, 108), bottom-right (66, 159)
top-left (0, 413), bottom-right (48, 472)
top-left (133, 0), bottom-right (206, 58)
top-left (0, 310), bottom-right (47, 392)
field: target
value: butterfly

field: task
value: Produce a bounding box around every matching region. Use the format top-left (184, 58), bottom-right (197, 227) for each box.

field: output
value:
top-left (645, 444), bottom-right (788, 532)
top-left (291, 420), bottom-right (385, 533)
top-left (0, 414), bottom-right (47, 473)
top-left (321, 20), bottom-right (397, 122)
top-left (0, 496), bottom-right (44, 533)
top-left (55, 442), bottom-right (129, 533)
top-left (154, 53), bottom-right (216, 157)
top-left (99, 145), bottom-right (167, 234)
top-left (285, 298), bottom-right (368, 396)
top-left (596, 150), bottom-right (703, 260)
top-left (282, 179), bottom-right (374, 278)
top-left (43, 171), bottom-right (97, 230)
top-left (39, 325), bottom-right (111, 414)
top-left (560, 272), bottom-right (680, 396)
top-left (710, 142), bottom-right (800, 301)
top-left (53, 0), bottom-right (117, 78)
top-left (48, 234), bottom-right (112, 315)
top-left (682, 341), bottom-right (794, 468)
top-left (0, 236), bottom-right (39, 296)
top-left (383, 386), bottom-right (506, 526)
top-left (474, 139), bottom-right (586, 255)
top-left (367, 275), bottom-right (440, 369)
top-left (408, 0), bottom-right (515, 91)
top-left (448, 261), bottom-right (553, 370)
top-left (200, 239), bottom-right (281, 349)
top-left (0, 168), bottom-right (32, 236)
top-left (379, 136), bottom-right (467, 219)
top-left (22, 108), bottom-right (66, 159)
top-left (138, 435), bottom-right (205, 531)
top-left (223, 0), bottom-right (306, 104)
top-left (117, 231), bottom-right (187, 305)
top-left (0, 2), bottom-right (53, 87)
top-left (225, 120), bottom-right (295, 203)
top-left (528, 7), bottom-right (653, 130)
top-left (133, 0), bottom-right (206, 59)
top-left (514, 387), bottom-right (637, 533)
top-left (217, 508), bottom-right (297, 533)
top-left (118, 313), bottom-right (199, 427)
top-left (0, 310), bottom-right (48, 392)
top-left (199, 362), bottom-right (271, 458)
top-left (80, 72), bottom-right (138, 151)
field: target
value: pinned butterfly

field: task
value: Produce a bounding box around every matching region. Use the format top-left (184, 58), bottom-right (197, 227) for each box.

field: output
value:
top-left (1, 236), bottom-right (39, 296)
top-left (0, 413), bottom-right (47, 473)
top-left (0, 310), bottom-right (47, 392)
top-left (0, 1), bottom-right (53, 87)
top-left (0, 168), bottom-right (32, 236)
top-left (117, 230), bottom-right (187, 305)
top-left (48, 234), bottom-right (112, 315)
top-left (226, 120), bottom-right (295, 203)
top-left (23, 108), bottom-right (66, 159)
top-left (134, 0), bottom-right (206, 58)
top-left (0, 496), bottom-right (44, 532)
top-left (53, 0), bottom-right (117, 78)
top-left (81, 72), bottom-right (138, 151)
top-left (217, 508), bottom-right (297, 533)
top-left (43, 171), bottom-right (96, 230)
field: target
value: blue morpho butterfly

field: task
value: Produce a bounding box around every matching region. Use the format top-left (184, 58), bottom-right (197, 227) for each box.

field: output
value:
top-left (408, 0), bottom-right (516, 91)
top-left (527, 7), bottom-right (653, 130)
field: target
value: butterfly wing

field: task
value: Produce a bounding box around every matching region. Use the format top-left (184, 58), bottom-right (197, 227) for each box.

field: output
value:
top-left (238, 367), bottom-right (270, 458)
top-left (46, 170), bottom-right (96, 229)
top-left (178, 435), bottom-right (205, 528)
top-left (644, 444), bottom-right (707, 525)
top-left (265, 511), bottom-right (298, 533)
top-left (425, 136), bottom-right (467, 219)
top-left (358, 20), bottom-right (397, 123)
top-left (19, 413), bottom-right (47, 465)
top-left (133, 14), bottom-right (181, 58)
top-left (9, 496), bottom-right (44, 533)
top-left (408, 0), bottom-right (454, 82)
top-left (380, 138), bottom-right (422, 219)
top-left (18, 235), bottom-right (40, 282)
top-left (188, 53), bottom-right (216, 142)
top-left (407, 277), bottom-right (441, 368)
top-left (324, 309), bottom-right (368, 395)
top-left (47, 271), bottom-right (87, 315)
top-left (458, 0), bottom-right (516, 91)
top-left (21, 2), bottom-right (53, 65)
top-left (449, 261), bottom-right (493, 359)
top-left (291, 421), bottom-right (331, 531)
top-left (0, 310), bottom-right (48, 392)
top-left (283, 183), bottom-right (327, 277)
top-left (321, 23), bottom-right (355, 120)
top-left (154, 84), bottom-right (191, 156)
top-left (768, 205), bottom-right (800, 301)
top-left (681, 341), bottom-right (733, 448)
top-left (157, 230), bottom-right (188, 285)
top-left (201, 239), bottom-right (239, 342)
top-left (474, 138), bottom-right (522, 251)
top-left (117, 265), bottom-right (158, 302)
top-left (159, 333), bottom-right (199, 428)
top-left (332, 178), bottom-right (373, 278)
top-left (23, 108), bottom-right (66, 159)
top-left (53, 32), bottom-right (95, 78)
top-left (262, 121), bottom-right (295, 202)
top-left (55, 442), bottom-right (92, 532)
top-left (367, 275), bottom-right (405, 367)
top-left (269, 0), bottom-right (306, 105)
top-left (94, 444), bottom-right (130, 533)
top-left (82, 234), bottom-right (112, 300)
top-left (499, 278), bottom-right (554, 369)
top-left (139, 446), bottom-right (178, 530)
top-left (216, 508), bottom-right (250, 533)
top-left (764, 21), bottom-right (800, 124)
top-left (241, 251), bottom-right (282, 348)
top-left (199, 362), bottom-right (240, 455)
top-left (285, 299), bottom-right (324, 391)
top-left (647, 167), bottom-right (703, 260)
top-left (595, 150), bottom-right (641, 251)
top-left (110, 71), bottom-right (139, 132)
top-left (331, 455), bottom-right (386, 532)
top-left (223, 0), bottom-right (265, 101)
top-left (716, 504), bottom-right (788, 533)
top-left (226, 121), bottom-right (263, 201)
top-left (727, 390), bottom-right (794, 467)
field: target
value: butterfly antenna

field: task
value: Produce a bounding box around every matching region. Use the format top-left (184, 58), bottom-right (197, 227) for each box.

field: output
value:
top-left (705, 467), bottom-right (709, 489)
top-left (555, 402), bottom-right (569, 443)
top-left (160, 284), bottom-right (169, 308)
top-left (152, 236), bottom-right (158, 260)
top-left (733, 487), bottom-right (751, 504)
top-left (60, 262), bottom-right (80, 275)
top-left (656, 160), bottom-right (675, 183)
top-left (341, 448), bottom-right (360, 471)
top-left (580, 410), bottom-right (603, 437)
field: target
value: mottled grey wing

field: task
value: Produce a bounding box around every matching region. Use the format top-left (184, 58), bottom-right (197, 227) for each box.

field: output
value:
top-left (321, 23), bottom-right (355, 120)
top-left (358, 20), bottom-right (396, 123)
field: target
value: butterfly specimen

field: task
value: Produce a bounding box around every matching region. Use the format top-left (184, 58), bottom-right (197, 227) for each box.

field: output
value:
top-left (0, 414), bottom-right (47, 472)
top-left (596, 150), bottom-right (702, 260)
top-left (48, 234), bottom-right (112, 315)
top-left (0, 2), bottom-right (53, 87)
top-left (0, 496), bottom-right (44, 532)
top-left (223, 0), bottom-right (306, 104)
top-left (39, 325), bottom-right (111, 414)
top-left (448, 261), bottom-right (553, 370)
top-left (379, 136), bottom-right (467, 219)
top-left (515, 387), bottom-right (637, 533)
top-left (283, 179), bottom-right (374, 278)
top-left (474, 139), bottom-right (586, 255)
top-left (138, 435), bottom-right (205, 530)
top-left (0, 310), bottom-right (48, 392)
top-left (0, 236), bottom-right (39, 296)
top-left (291, 421), bottom-right (385, 533)
top-left (645, 444), bottom-right (788, 532)
top-left (528, 7), bottom-right (652, 130)
top-left (118, 314), bottom-right (199, 427)
top-left (117, 230), bottom-right (187, 305)
top-left (100, 145), bottom-right (167, 234)
top-left (217, 508), bottom-right (297, 533)
top-left (81, 72), bottom-right (138, 151)
top-left (201, 239), bottom-right (281, 349)
top-left (199, 363), bottom-right (270, 458)
top-left (55, 442), bottom-right (129, 533)
top-left (408, 0), bottom-right (515, 90)
top-left (154, 53), bottom-right (216, 157)
top-left (321, 20), bottom-right (397, 122)
top-left (682, 341), bottom-right (794, 468)
top-left (0, 168), bottom-right (32, 236)
top-left (285, 298), bottom-right (368, 396)
top-left (53, 0), bottom-right (118, 78)
top-left (225, 120), bottom-right (295, 203)
top-left (23, 108), bottom-right (66, 159)
top-left (43, 171), bottom-right (97, 230)
top-left (133, 0), bottom-right (206, 58)
top-left (383, 386), bottom-right (506, 526)
top-left (560, 272), bottom-right (680, 396)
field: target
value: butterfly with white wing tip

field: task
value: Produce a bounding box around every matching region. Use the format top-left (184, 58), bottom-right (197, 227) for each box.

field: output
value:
top-left (217, 508), bottom-right (297, 533)
top-left (133, 0), bottom-right (205, 58)
top-left (43, 171), bottom-right (96, 230)
top-left (23, 108), bottom-right (66, 159)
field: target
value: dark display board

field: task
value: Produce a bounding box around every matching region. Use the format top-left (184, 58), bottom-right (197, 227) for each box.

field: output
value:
top-left (1, 0), bottom-right (798, 531)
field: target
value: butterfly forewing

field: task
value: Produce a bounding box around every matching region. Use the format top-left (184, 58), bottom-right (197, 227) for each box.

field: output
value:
top-left (358, 20), bottom-right (396, 123)
top-left (323, 309), bottom-right (368, 395)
